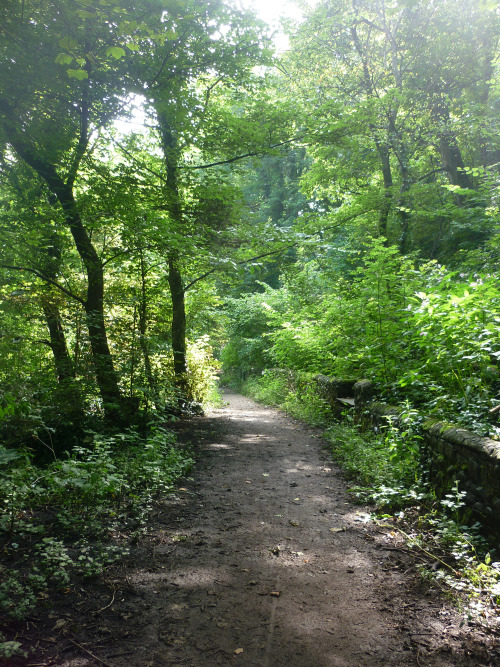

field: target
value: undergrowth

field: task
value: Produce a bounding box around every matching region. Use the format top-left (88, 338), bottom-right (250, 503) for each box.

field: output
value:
top-left (0, 420), bottom-right (193, 652)
top-left (241, 372), bottom-right (500, 631)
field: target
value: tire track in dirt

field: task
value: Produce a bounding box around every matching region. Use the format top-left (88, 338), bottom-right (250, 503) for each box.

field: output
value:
top-left (55, 391), bottom-right (496, 667)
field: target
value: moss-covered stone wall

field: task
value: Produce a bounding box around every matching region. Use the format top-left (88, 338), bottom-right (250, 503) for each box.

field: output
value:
top-left (307, 374), bottom-right (500, 537)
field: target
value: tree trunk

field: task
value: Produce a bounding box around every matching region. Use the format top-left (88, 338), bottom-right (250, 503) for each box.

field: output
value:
top-left (41, 298), bottom-right (84, 416)
top-left (433, 100), bottom-right (474, 206)
top-left (138, 248), bottom-right (161, 410)
top-left (56, 187), bottom-right (123, 419)
top-left (41, 299), bottom-right (75, 383)
top-left (0, 99), bottom-right (124, 420)
top-left (156, 108), bottom-right (192, 400)
top-left (350, 25), bottom-right (393, 242)
top-left (167, 252), bottom-right (190, 398)
top-left (374, 138), bottom-right (393, 239)
top-left (439, 134), bottom-right (473, 191)
top-left (384, 27), bottom-right (412, 253)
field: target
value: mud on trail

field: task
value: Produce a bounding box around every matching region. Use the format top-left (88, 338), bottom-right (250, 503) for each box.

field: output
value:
top-left (15, 392), bottom-right (500, 666)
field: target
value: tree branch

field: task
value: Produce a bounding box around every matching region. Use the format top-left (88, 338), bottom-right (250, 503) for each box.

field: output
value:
top-left (106, 132), bottom-right (168, 183)
top-left (0, 263), bottom-right (85, 305)
top-left (358, 17), bottom-right (384, 33)
top-left (184, 208), bottom-right (377, 292)
top-left (66, 58), bottom-right (91, 190)
top-left (35, 338), bottom-right (53, 348)
top-left (414, 168), bottom-right (447, 183)
top-left (203, 76), bottom-right (225, 115)
top-left (179, 136), bottom-right (303, 170)
top-left (108, 130), bottom-right (302, 176)
top-left (0, 97), bottom-right (68, 199)
top-left (182, 243), bottom-right (298, 292)
top-left (102, 248), bottom-right (132, 267)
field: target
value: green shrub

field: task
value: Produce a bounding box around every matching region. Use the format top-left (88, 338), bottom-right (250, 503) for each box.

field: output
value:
top-left (242, 370), bottom-right (290, 406)
top-left (223, 237), bottom-right (500, 437)
top-left (0, 422), bottom-right (193, 621)
top-left (186, 336), bottom-right (222, 406)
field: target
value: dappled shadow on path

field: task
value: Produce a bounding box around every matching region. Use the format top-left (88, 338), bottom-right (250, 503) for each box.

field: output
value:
top-left (53, 391), bottom-right (495, 667)
top-left (88, 391), bottom-right (470, 667)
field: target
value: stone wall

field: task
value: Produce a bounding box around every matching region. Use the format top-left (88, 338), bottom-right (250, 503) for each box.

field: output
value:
top-left (423, 420), bottom-right (500, 535)
top-left (314, 375), bottom-right (358, 417)
top-left (306, 374), bottom-right (500, 537)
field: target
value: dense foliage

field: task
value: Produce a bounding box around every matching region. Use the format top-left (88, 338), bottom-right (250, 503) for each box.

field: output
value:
top-left (222, 238), bottom-right (500, 437)
top-left (1, 0), bottom-right (498, 437)
top-left (221, 0), bottom-right (500, 439)
top-left (0, 421), bottom-right (193, 624)
top-left (0, 0), bottom-right (499, 645)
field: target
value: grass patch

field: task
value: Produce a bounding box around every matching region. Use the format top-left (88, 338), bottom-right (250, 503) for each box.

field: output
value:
top-left (242, 372), bottom-right (290, 407)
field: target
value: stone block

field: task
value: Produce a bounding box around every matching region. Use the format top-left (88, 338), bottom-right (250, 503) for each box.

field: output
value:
top-left (354, 380), bottom-right (374, 406)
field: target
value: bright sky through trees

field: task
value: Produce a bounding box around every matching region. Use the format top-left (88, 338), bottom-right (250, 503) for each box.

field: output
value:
top-left (114, 0), bottom-right (300, 132)
top-left (242, 0), bottom-right (308, 51)
top-left (114, 0), bottom-right (307, 132)
top-left (243, 0), bottom-right (304, 23)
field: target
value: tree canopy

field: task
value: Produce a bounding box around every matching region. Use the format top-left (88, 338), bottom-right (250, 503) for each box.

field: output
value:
top-left (0, 0), bottom-right (498, 441)
top-left (1, 0), bottom-right (500, 648)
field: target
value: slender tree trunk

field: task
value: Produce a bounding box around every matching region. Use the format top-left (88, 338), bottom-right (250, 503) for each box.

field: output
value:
top-left (41, 299), bottom-right (75, 383)
top-left (156, 108), bottom-right (192, 400)
top-left (474, 26), bottom-right (498, 175)
top-left (41, 298), bottom-right (84, 416)
top-left (74, 309), bottom-right (82, 377)
top-left (167, 253), bottom-right (189, 392)
top-left (390, 140), bottom-right (411, 253)
top-left (39, 227), bottom-right (80, 390)
top-left (138, 248), bottom-right (161, 410)
top-left (57, 188), bottom-right (123, 417)
top-left (374, 138), bottom-right (393, 239)
top-left (130, 304), bottom-right (137, 396)
top-left (350, 24), bottom-right (393, 242)
top-left (384, 20), bottom-right (412, 252)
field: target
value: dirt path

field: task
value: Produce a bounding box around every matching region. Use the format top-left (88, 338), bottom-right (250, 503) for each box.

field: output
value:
top-left (39, 392), bottom-right (498, 666)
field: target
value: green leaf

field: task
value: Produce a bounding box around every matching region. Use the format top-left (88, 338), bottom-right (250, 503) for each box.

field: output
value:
top-left (126, 42), bottom-right (140, 51)
top-left (106, 46), bottom-right (126, 59)
top-left (76, 10), bottom-right (96, 19)
top-left (58, 35), bottom-right (78, 50)
top-left (0, 447), bottom-right (21, 464)
top-left (66, 69), bottom-right (89, 80)
top-left (55, 53), bottom-right (73, 65)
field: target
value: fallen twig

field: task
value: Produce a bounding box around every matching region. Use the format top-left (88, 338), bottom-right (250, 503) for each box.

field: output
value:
top-left (378, 546), bottom-right (429, 562)
top-left (92, 586), bottom-right (116, 614)
top-left (68, 638), bottom-right (113, 667)
top-left (373, 519), bottom-right (459, 576)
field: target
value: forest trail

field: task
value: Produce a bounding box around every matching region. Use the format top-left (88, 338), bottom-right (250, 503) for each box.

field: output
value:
top-left (51, 392), bottom-right (495, 667)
